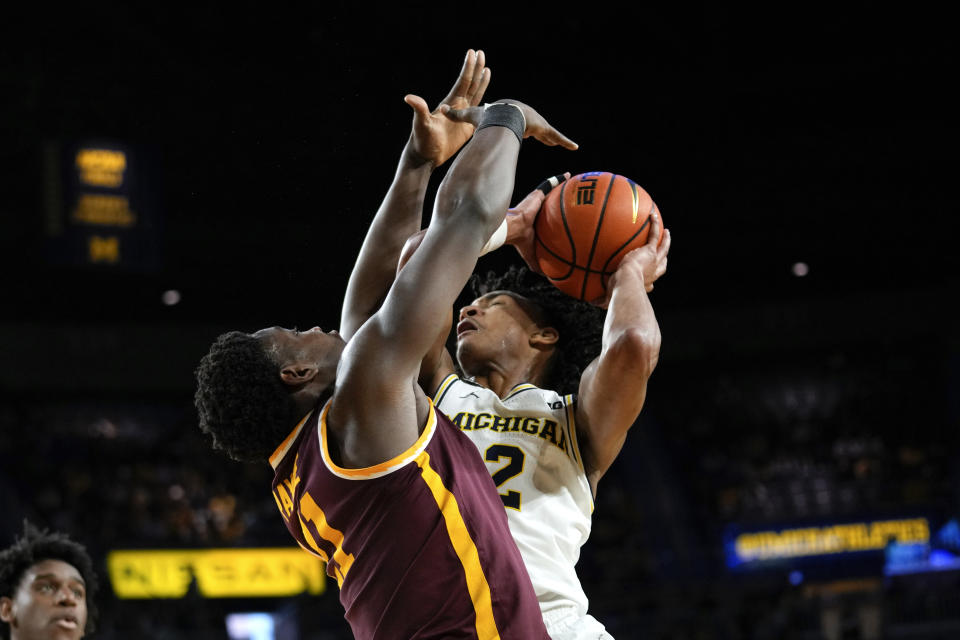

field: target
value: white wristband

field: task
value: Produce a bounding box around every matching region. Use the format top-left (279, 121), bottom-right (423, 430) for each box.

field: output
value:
top-left (479, 219), bottom-right (508, 256)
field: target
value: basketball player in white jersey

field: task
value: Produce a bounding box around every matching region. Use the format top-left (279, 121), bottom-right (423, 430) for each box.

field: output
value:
top-left (341, 51), bottom-right (671, 639)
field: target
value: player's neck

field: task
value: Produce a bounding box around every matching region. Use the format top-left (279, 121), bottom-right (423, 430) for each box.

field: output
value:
top-left (471, 359), bottom-right (546, 399)
top-left (291, 383), bottom-right (334, 419)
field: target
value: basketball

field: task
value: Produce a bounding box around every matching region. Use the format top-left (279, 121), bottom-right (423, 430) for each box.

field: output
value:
top-left (534, 171), bottom-right (663, 301)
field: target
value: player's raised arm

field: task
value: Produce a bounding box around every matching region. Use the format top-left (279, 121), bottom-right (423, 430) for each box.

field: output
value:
top-left (502, 173), bottom-right (569, 275)
top-left (339, 49), bottom-right (490, 341)
top-left (413, 175), bottom-right (567, 396)
top-left (576, 213), bottom-right (671, 492)
top-left (331, 102), bottom-right (574, 465)
top-left (375, 101), bottom-right (576, 369)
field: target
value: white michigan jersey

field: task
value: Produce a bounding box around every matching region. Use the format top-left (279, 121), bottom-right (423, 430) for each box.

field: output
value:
top-left (434, 374), bottom-right (594, 617)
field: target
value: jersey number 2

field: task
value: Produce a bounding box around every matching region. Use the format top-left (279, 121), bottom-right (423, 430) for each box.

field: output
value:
top-left (485, 444), bottom-right (524, 511)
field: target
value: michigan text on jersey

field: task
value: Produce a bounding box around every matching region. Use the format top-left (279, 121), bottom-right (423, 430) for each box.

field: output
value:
top-left (448, 412), bottom-right (571, 457)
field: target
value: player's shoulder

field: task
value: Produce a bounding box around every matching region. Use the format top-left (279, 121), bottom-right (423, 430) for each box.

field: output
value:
top-left (269, 406), bottom-right (319, 472)
top-left (504, 381), bottom-right (575, 407)
top-left (433, 374), bottom-right (576, 410)
top-left (433, 373), bottom-right (485, 403)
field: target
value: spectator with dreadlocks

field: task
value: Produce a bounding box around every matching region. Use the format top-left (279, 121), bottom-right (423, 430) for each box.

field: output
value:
top-left (347, 171), bottom-right (671, 639)
top-left (0, 522), bottom-right (98, 640)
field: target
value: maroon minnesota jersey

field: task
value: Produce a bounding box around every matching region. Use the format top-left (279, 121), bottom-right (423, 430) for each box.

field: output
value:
top-left (269, 398), bottom-right (549, 640)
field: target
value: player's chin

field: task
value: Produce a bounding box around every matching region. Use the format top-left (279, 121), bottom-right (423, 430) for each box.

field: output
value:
top-left (456, 328), bottom-right (478, 343)
top-left (455, 341), bottom-right (481, 369)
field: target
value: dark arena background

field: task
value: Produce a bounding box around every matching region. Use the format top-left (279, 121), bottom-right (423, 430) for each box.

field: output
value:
top-left (1, 4), bottom-right (957, 639)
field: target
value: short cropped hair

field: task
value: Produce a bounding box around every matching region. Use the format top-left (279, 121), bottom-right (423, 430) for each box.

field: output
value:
top-left (0, 522), bottom-right (98, 638)
top-left (194, 331), bottom-right (298, 462)
top-left (469, 265), bottom-right (604, 395)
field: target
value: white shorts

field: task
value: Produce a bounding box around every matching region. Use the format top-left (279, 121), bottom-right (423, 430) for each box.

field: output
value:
top-left (542, 607), bottom-right (614, 640)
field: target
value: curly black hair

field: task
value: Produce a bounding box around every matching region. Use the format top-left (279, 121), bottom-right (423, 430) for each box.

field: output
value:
top-left (0, 521), bottom-right (98, 638)
top-left (194, 331), bottom-right (299, 462)
top-left (469, 265), bottom-right (605, 395)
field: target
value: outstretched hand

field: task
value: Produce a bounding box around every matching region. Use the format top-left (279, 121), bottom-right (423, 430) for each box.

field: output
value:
top-left (405, 49), bottom-right (491, 168)
top-left (591, 212), bottom-right (672, 307)
top-left (505, 173), bottom-right (571, 274)
top-left (441, 99), bottom-right (578, 150)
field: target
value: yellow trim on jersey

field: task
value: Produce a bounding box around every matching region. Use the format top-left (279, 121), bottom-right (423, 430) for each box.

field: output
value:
top-left (433, 373), bottom-right (460, 405)
top-left (298, 491), bottom-right (355, 587)
top-left (269, 410), bottom-right (313, 469)
top-left (503, 383), bottom-right (539, 401)
top-left (294, 535), bottom-right (327, 560)
top-left (319, 399), bottom-right (438, 480)
top-left (563, 394), bottom-right (594, 511)
top-left (295, 517), bottom-right (331, 563)
top-left (563, 394), bottom-right (585, 472)
top-left (415, 451), bottom-right (501, 640)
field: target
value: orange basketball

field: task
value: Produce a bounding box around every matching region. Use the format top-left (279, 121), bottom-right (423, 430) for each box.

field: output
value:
top-left (534, 172), bottom-right (663, 301)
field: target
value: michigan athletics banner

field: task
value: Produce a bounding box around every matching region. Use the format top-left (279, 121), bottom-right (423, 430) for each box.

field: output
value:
top-left (43, 140), bottom-right (162, 271)
top-left (107, 548), bottom-right (326, 599)
top-left (724, 517), bottom-right (930, 571)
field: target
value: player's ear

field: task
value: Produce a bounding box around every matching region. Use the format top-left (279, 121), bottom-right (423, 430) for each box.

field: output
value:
top-left (0, 596), bottom-right (14, 623)
top-left (530, 326), bottom-right (558, 347)
top-left (279, 363), bottom-right (319, 386)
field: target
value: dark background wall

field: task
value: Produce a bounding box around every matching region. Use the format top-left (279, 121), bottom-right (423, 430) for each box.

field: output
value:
top-left (1, 4), bottom-right (957, 639)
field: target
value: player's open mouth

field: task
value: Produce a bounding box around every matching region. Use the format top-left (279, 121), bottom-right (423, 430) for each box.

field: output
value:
top-left (52, 615), bottom-right (79, 629)
top-left (456, 319), bottom-right (478, 337)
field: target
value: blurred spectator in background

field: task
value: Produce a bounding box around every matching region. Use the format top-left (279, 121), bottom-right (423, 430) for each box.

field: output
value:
top-left (0, 522), bottom-right (98, 640)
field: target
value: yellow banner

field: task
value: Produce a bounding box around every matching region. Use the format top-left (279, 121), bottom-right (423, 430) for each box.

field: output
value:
top-left (107, 548), bottom-right (326, 599)
top-left (76, 148), bottom-right (126, 188)
top-left (72, 194), bottom-right (137, 227)
top-left (734, 518), bottom-right (929, 562)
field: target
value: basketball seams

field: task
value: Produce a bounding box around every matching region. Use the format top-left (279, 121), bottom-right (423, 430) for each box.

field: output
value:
top-left (598, 181), bottom-right (653, 290)
top-left (534, 171), bottom-right (658, 300)
top-left (534, 237), bottom-right (577, 274)
top-left (529, 249), bottom-right (622, 276)
top-left (557, 179), bottom-right (577, 284)
top-left (578, 174), bottom-right (616, 300)
top-left (598, 212), bottom-right (651, 291)
top-left (534, 180), bottom-right (577, 281)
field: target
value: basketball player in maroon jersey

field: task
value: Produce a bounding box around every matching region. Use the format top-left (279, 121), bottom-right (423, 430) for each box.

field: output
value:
top-left (195, 50), bottom-right (578, 639)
